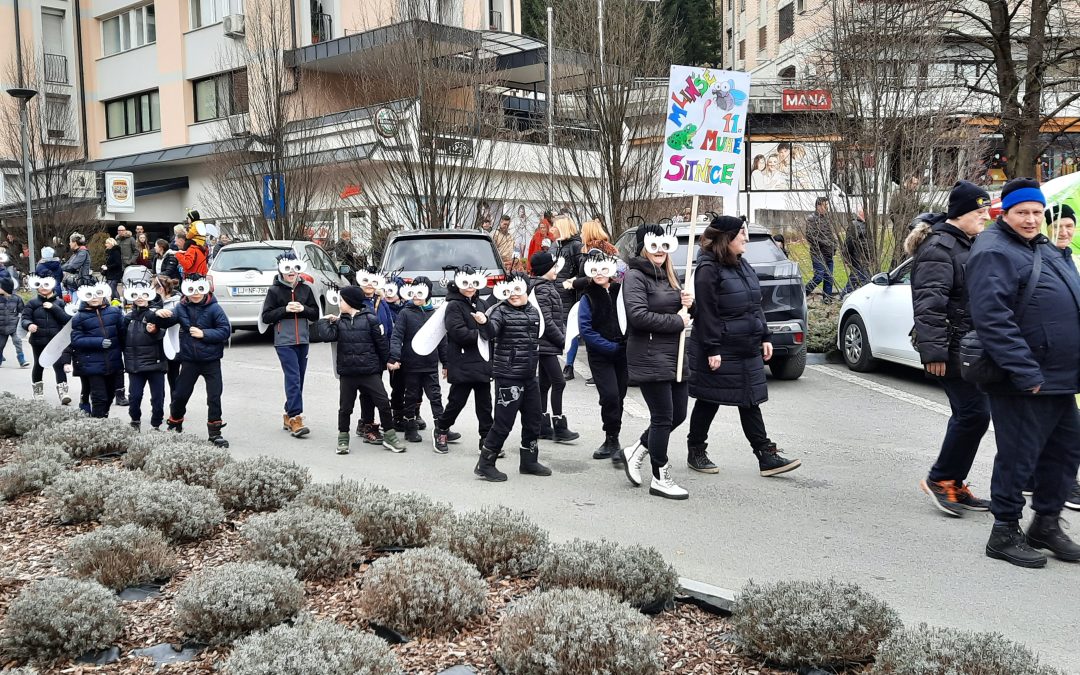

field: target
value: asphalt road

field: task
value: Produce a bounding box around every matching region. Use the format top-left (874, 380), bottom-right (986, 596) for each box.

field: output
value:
top-left (2, 334), bottom-right (1077, 671)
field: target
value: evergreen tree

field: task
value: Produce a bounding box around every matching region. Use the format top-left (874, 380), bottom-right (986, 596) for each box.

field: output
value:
top-left (522, 0), bottom-right (549, 40)
top-left (662, 0), bottom-right (722, 67)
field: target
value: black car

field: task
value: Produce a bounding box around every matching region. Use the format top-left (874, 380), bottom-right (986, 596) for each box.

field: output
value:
top-left (379, 229), bottom-right (508, 303)
top-left (613, 223), bottom-right (807, 379)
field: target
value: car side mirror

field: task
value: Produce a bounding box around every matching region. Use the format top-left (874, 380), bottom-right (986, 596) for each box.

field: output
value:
top-left (871, 273), bottom-right (890, 286)
top-left (338, 265), bottom-right (352, 276)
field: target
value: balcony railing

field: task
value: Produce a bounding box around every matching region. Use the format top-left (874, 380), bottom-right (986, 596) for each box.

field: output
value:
top-left (312, 12), bottom-right (333, 43)
top-left (489, 10), bottom-right (502, 31)
top-left (44, 53), bottom-right (68, 84)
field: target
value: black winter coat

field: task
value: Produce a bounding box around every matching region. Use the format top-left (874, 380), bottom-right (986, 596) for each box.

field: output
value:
top-left (967, 219), bottom-right (1080, 395)
top-left (104, 247), bottom-right (123, 282)
top-left (70, 304), bottom-right (125, 375)
top-left (311, 308), bottom-right (388, 377)
top-left (176, 296), bottom-right (231, 362)
top-left (623, 256), bottom-right (689, 385)
top-left (688, 252), bottom-right (769, 406)
top-left (21, 294), bottom-right (69, 346)
top-left (805, 212), bottom-right (836, 259)
top-left (910, 220), bottom-right (975, 375)
top-left (0, 294), bottom-right (24, 337)
top-left (481, 300), bottom-right (541, 380)
top-left (122, 305), bottom-right (168, 373)
top-left (552, 235), bottom-right (583, 320)
top-left (579, 282), bottom-right (624, 356)
top-left (443, 289), bottom-right (491, 384)
top-left (531, 278), bottom-right (566, 356)
top-left (157, 252), bottom-right (181, 281)
top-left (389, 303), bottom-right (447, 373)
top-left (260, 277), bottom-right (320, 346)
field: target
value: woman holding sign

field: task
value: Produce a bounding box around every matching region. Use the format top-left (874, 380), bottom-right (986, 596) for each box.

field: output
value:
top-left (620, 224), bottom-right (695, 500)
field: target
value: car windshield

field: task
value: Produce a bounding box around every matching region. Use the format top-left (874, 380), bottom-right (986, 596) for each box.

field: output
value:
top-left (212, 247), bottom-right (290, 272)
top-left (744, 235), bottom-right (789, 264)
top-left (383, 237), bottom-right (500, 272)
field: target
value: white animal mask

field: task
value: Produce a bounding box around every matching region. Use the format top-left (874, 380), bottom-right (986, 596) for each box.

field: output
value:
top-left (643, 233), bottom-right (679, 255)
top-left (181, 278), bottom-right (212, 296)
top-left (492, 276), bottom-right (528, 301)
top-left (123, 282), bottom-right (158, 303)
top-left (277, 257), bottom-right (307, 275)
top-left (357, 269), bottom-right (383, 290)
top-left (27, 275), bottom-right (57, 293)
top-left (584, 255), bottom-right (619, 279)
top-left (401, 283), bottom-right (430, 302)
top-left (453, 269), bottom-right (487, 291)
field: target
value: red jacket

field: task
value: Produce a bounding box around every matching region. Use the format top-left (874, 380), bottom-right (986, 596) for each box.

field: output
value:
top-left (175, 243), bottom-right (207, 276)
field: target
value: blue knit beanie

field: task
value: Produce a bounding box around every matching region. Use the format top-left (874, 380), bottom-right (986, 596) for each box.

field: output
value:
top-left (1000, 178), bottom-right (1045, 212)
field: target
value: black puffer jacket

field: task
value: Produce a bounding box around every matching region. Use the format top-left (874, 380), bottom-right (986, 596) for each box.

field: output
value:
top-left (530, 278), bottom-right (566, 356)
top-left (311, 307), bottom-right (388, 377)
top-left (157, 251), bottom-right (181, 281)
top-left (443, 289), bottom-right (491, 384)
top-left (104, 247), bottom-right (123, 282)
top-left (910, 219), bottom-right (975, 375)
top-left (122, 305), bottom-right (168, 373)
top-left (390, 303), bottom-right (446, 373)
top-left (623, 256), bottom-right (689, 385)
top-left (260, 277), bottom-right (320, 346)
top-left (481, 300), bottom-right (541, 380)
top-left (688, 252), bottom-right (769, 406)
top-left (21, 294), bottom-right (69, 346)
top-left (552, 234), bottom-right (583, 321)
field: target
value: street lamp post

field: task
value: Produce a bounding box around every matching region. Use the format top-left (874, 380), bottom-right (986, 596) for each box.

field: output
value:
top-left (6, 87), bottom-right (39, 270)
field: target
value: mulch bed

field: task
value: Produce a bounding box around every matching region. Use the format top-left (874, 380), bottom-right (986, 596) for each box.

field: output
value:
top-left (0, 437), bottom-right (806, 674)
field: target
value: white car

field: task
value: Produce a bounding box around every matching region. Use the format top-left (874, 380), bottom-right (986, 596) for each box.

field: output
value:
top-left (208, 240), bottom-right (353, 329)
top-left (836, 259), bottom-right (922, 371)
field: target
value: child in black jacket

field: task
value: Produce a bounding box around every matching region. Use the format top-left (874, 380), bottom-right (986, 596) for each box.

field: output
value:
top-left (21, 275), bottom-right (71, 403)
top-left (476, 272), bottom-right (551, 482)
top-left (312, 285), bottom-right (405, 454)
top-left (388, 277), bottom-right (447, 445)
top-left (122, 282), bottom-right (168, 430)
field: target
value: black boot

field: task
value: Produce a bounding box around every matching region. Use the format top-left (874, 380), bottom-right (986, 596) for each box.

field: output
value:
top-left (593, 434), bottom-right (620, 460)
top-left (433, 427), bottom-right (450, 454)
top-left (446, 430), bottom-right (461, 442)
top-left (416, 418), bottom-right (427, 431)
top-left (166, 416), bottom-right (184, 433)
top-left (114, 388), bottom-right (129, 407)
top-left (986, 521), bottom-right (1047, 568)
top-left (688, 443), bottom-right (719, 474)
top-left (754, 444), bottom-right (801, 477)
top-left (392, 410), bottom-right (406, 432)
top-left (208, 421), bottom-right (229, 448)
top-left (404, 417), bottom-right (422, 443)
top-left (1027, 513), bottom-right (1080, 561)
top-left (539, 413), bottom-right (554, 440)
top-left (475, 446), bottom-right (508, 482)
top-left (552, 415), bottom-right (580, 443)
top-left (519, 441), bottom-right (552, 477)
top-left (562, 364), bottom-right (575, 381)
top-left (130, 421), bottom-right (142, 432)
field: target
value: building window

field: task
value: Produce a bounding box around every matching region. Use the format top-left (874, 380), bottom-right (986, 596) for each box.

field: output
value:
top-left (779, 3), bottom-right (794, 42)
top-left (105, 90), bottom-right (160, 139)
top-left (739, 0), bottom-right (746, 12)
top-left (45, 95), bottom-right (71, 139)
top-left (102, 4), bottom-right (155, 56)
top-left (193, 70), bottom-right (249, 122)
top-left (192, 0), bottom-right (242, 29)
top-left (758, 25), bottom-right (767, 52)
top-left (796, 0), bottom-right (804, 12)
top-left (738, 39), bottom-right (745, 60)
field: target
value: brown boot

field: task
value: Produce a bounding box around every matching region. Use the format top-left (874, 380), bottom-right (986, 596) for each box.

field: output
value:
top-left (282, 413), bottom-right (290, 431)
top-left (288, 415), bottom-right (310, 438)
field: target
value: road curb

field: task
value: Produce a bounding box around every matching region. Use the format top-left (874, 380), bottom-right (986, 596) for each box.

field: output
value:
top-left (676, 577), bottom-right (736, 616)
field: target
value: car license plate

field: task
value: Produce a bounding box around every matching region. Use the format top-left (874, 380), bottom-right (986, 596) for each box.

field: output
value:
top-left (231, 287), bottom-right (266, 296)
top-left (431, 297), bottom-right (445, 307)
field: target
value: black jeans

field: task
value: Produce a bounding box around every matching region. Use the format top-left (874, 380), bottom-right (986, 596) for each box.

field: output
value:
top-left (484, 377), bottom-right (542, 452)
top-left (439, 381), bottom-right (493, 439)
top-left (687, 400), bottom-right (772, 452)
top-left (339, 374), bottom-right (393, 433)
top-left (989, 394), bottom-right (1080, 522)
top-left (538, 354), bottom-right (565, 415)
top-left (404, 371), bottom-right (443, 420)
top-left (587, 349), bottom-right (627, 436)
top-left (637, 380), bottom-right (689, 471)
top-left (360, 370), bottom-right (402, 424)
top-left (166, 359), bottom-right (180, 394)
top-left (927, 378), bottom-right (991, 483)
top-left (30, 342), bottom-right (67, 384)
top-left (169, 360), bottom-right (223, 422)
top-left (86, 372), bottom-right (121, 418)
top-left (128, 370), bottom-right (166, 427)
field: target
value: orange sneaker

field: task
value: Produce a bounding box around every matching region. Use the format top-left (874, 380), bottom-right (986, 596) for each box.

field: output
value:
top-left (955, 482), bottom-right (990, 511)
top-left (920, 478), bottom-right (963, 517)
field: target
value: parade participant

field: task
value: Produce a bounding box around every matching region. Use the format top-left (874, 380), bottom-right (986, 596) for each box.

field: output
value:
top-left (353, 266), bottom-right (396, 443)
top-left (122, 282), bottom-right (168, 431)
top-left (380, 274), bottom-right (410, 431)
top-left (620, 224), bottom-right (694, 500)
top-left (529, 250), bottom-right (578, 443)
top-left (387, 277), bottom-right (447, 445)
top-left (260, 251), bottom-right (320, 438)
top-left (311, 285), bottom-right (405, 454)
top-left (21, 275), bottom-right (71, 402)
top-left (152, 275), bottom-right (182, 394)
top-left (164, 274), bottom-right (232, 448)
top-left (685, 216), bottom-right (802, 477)
top-left (35, 246), bottom-right (64, 289)
top-left (175, 210), bottom-right (209, 276)
top-left (69, 283), bottom-right (124, 418)
top-left (551, 215), bottom-right (583, 381)
top-left (0, 276), bottom-right (29, 369)
top-left (476, 272), bottom-right (551, 481)
top-left (968, 178), bottom-right (1080, 568)
top-left (906, 181), bottom-right (993, 517)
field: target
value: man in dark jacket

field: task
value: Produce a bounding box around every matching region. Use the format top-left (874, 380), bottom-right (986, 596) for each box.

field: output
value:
top-left (530, 251), bottom-right (578, 443)
top-left (260, 251), bottom-right (320, 438)
top-left (21, 274), bottom-right (71, 402)
top-left (841, 209), bottom-right (874, 294)
top-left (909, 181), bottom-right (993, 517)
top-left (968, 178), bottom-right (1080, 568)
top-left (165, 274), bottom-right (232, 447)
top-left (70, 283), bottom-right (125, 418)
top-left (387, 277), bottom-right (447, 445)
top-left (117, 226), bottom-right (138, 266)
top-left (122, 282), bottom-right (168, 430)
top-left (803, 197), bottom-right (837, 301)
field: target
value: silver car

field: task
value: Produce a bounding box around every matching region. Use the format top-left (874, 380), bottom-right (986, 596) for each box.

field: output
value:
top-left (208, 240), bottom-right (353, 329)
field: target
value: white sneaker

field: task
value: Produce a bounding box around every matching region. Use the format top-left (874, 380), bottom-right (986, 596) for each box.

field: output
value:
top-left (622, 441), bottom-right (648, 487)
top-left (649, 464), bottom-right (689, 500)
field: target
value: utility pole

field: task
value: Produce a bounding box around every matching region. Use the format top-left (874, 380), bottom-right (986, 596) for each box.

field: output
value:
top-left (547, 5), bottom-right (555, 205)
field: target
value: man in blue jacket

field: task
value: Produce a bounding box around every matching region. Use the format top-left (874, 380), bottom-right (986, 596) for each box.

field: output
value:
top-left (967, 178), bottom-right (1080, 569)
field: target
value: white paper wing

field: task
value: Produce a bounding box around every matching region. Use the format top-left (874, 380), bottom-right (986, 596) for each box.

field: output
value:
top-left (563, 301), bottom-right (581, 358)
top-left (39, 321), bottom-right (73, 368)
top-left (477, 334), bottom-right (490, 362)
top-left (411, 301), bottom-right (448, 356)
top-left (528, 290), bottom-right (546, 338)
top-left (163, 325), bottom-right (181, 360)
top-left (617, 287), bottom-right (628, 334)
top-left (330, 342), bottom-right (340, 379)
top-left (257, 315), bottom-right (269, 334)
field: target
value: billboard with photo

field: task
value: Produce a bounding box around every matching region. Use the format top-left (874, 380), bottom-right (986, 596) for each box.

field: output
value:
top-left (742, 142), bottom-right (833, 192)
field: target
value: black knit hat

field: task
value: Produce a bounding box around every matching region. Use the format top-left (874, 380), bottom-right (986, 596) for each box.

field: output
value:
top-left (1000, 177), bottom-right (1045, 212)
top-left (339, 285), bottom-right (367, 310)
top-left (1046, 203), bottom-right (1076, 225)
top-left (635, 223), bottom-right (665, 254)
top-left (946, 181), bottom-right (991, 219)
top-left (530, 251), bottom-right (557, 277)
top-left (0, 278), bottom-right (13, 295)
top-left (708, 215), bottom-right (745, 233)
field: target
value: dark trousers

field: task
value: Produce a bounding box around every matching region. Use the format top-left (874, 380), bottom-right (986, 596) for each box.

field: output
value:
top-left (275, 344), bottom-right (309, 417)
top-left (170, 360), bottom-right (223, 422)
top-left (587, 349), bottom-right (627, 436)
top-left (30, 342), bottom-right (66, 383)
top-left (538, 354), bottom-right (565, 415)
top-left (0, 333), bottom-right (26, 364)
top-left (928, 378), bottom-right (991, 483)
top-left (404, 370), bottom-right (443, 419)
top-left (989, 394), bottom-right (1080, 522)
top-left (360, 370), bottom-right (402, 424)
top-left (166, 359), bottom-right (180, 394)
top-left (439, 381), bottom-right (493, 438)
top-left (339, 374), bottom-right (392, 433)
top-left (638, 380), bottom-right (689, 470)
top-left (842, 265), bottom-right (872, 294)
top-left (129, 371), bottom-right (166, 427)
top-left (86, 372), bottom-right (121, 418)
top-left (804, 255), bottom-right (835, 296)
top-left (687, 400), bottom-right (771, 451)
top-left (484, 377), bottom-right (542, 452)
